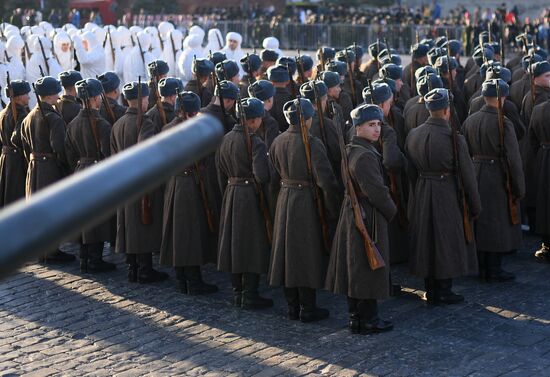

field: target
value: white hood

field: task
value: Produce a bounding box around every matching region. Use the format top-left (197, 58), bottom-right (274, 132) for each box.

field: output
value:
top-left (205, 29), bottom-right (224, 52)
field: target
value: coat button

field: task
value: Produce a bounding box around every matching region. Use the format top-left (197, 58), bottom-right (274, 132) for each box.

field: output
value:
top-left (245, 180), bottom-right (249, 184)
top-left (298, 184), bottom-right (302, 188)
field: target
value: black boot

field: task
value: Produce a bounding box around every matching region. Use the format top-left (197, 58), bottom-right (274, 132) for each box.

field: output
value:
top-left (347, 297), bottom-right (360, 334)
top-left (535, 239), bottom-right (550, 263)
top-left (423, 278), bottom-right (437, 304)
top-left (284, 287), bottom-right (300, 320)
top-left (175, 267), bottom-right (187, 293)
top-left (79, 245), bottom-right (88, 273)
top-left (127, 254), bottom-right (138, 282)
top-left (137, 253), bottom-right (169, 284)
top-left (184, 266), bottom-right (217, 295)
top-left (298, 287), bottom-right (329, 323)
top-left (231, 273), bottom-right (243, 307)
top-left (485, 252), bottom-right (515, 282)
top-left (87, 243), bottom-right (116, 273)
top-left (40, 248), bottom-right (76, 264)
top-left (358, 299), bottom-right (393, 334)
top-left (434, 279), bottom-right (464, 304)
top-left (241, 273), bottom-right (273, 310)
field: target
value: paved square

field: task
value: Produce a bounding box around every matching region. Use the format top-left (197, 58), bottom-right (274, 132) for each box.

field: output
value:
top-left (1, 235), bottom-right (549, 376)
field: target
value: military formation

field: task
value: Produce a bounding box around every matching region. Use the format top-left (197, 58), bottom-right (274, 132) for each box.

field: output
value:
top-left (0, 19), bottom-right (549, 336)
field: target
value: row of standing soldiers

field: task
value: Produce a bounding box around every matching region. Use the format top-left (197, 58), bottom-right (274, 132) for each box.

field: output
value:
top-left (0, 30), bottom-right (548, 335)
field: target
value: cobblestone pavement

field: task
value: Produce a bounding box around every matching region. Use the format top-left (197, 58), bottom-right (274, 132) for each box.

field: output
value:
top-left (1, 234), bottom-right (550, 377)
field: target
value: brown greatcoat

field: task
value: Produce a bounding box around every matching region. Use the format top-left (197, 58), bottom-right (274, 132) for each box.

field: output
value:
top-left (99, 96), bottom-right (127, 125)
top-left (462, 105), bottom-right (525, 252)
top-left (159, 116), bottom-right (218, 267)
top-left (21, 102), bottom-right (69, 196)
top-left (216, 124), bottom-right (271, 274)
top-left (65, 108), bottom-right (112, 244)
top-left (405, 116), bottom-right (481, 279)
top-left (325, 136), bottom-right (397, 300)
top-left (529, 102), bottom-right (550, 236)
top-left (0, 103), bottom-right (29, 206)
top-left (110, 107), bottom-right (163, 254)
top-left (56, 94), bottom-right (82, 125)
top-left (268, 123), bottom-right (342, 289)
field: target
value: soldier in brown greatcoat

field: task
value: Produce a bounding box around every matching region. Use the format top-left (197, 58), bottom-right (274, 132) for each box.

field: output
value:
top-left (248, 80), bottom-right (280, 150)
top-left (269, 98), bottom-right (341, 323)
top-left (21, 76), bottom-right (74, 263)
top-left (146, 77), bottom-right (181, 132)
top-left (217, 97), bottom-right (273, 310)
top-left (98, 72), bottom-right (127, 125)
top-left (326, 103), bottom-right (396, 335)
top-left (184, 58), bottom-right (215, 107)
top-left (65, 78), bottom-right (116, 273)
top-left (402, 43), bottom-right (429, 98)
top-left (405, 88), bottom-right (481, 304)
top-left (239, 53), bottom-right (261, 97)
top-left (160, 91), bottom-right (218, 295)
top-left (403, 73), bottom-right (443, 137)
top-left (110, 81), bottom-right (168, 284)
top-left (462, 79), bottom-right (525, 281)
top-left (0, 80), bottom-right (30, 207)
top-left (56, 70), bottom-right (83, 125)
top-left (267, 64), bottom-right (293, 132)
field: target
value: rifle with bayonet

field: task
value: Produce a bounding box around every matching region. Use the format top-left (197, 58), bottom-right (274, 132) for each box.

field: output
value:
top-left (287, 63), bottom-right (297, 98)
top-left (332, 100), bottom-right (386, 270)
top-left (152, 61), bottom-right (167, 126)
top-left (136, 35), bottom-right (147, 75)
top-left (96, 75), bottom-right (117, 124)
top-left (345, 50), bottom-right (357, 107)
top-left (107, 28), bottom-right (116, 67)
top-left (236, 94), bottom-right (273, 243)
top-left (296, 97), bottom-right (331, 253)
top-left (311, 80), bottom-right (327, 147)
top-left (38, 38), bottom-right (50, 75)
top-left (496, 82), bottom-right (520, 225)
top-left (214, 60), bottom-right (230, 132)
top-left (157, 29), bottom-right (164, 52)
top-left (137, 76), bottom-right (153, 225)
top-left (295, 51), bottom-right (306, 85)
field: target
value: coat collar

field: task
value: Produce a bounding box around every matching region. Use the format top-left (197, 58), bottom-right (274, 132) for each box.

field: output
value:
top-left (425, 116), bottom-right (450, 128)
top-left (351, 135), bottom-right (381, 156)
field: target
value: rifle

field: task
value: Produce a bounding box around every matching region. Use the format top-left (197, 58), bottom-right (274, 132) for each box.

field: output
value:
top-left (137, 76), bottom-right (153, 225)
top-left (213, 61), bottom-right (230, 131)
top-left (193, 54), bottom-right (204, 102)
top-left (295, 51), bottom-right (306, 85)
top-left (179, 107), bottom-right (217, 233)
top-left (152, 61), bottom-right (167, 126)
top-left (311, 80), bottom-right (327, 147)
top-left (107, 28), bottom-right (116, 67)
top-left (157, 29), bottom-right (164, 52)
top-left (287, 63), bottom-right (297, 98)
top-left (448, 89), bottom-right (473, 243)
top-left (496, 82), bottom-right (520, 225)
top-left (136, 35), bottom-right (147, 75)
top-left (445, 31), bottom-right (454, 93)
top-left (37, 38), bottom-right (50, 75)
top-left (296, 97), bottom-right (331, 253)
top-left (169, 32), bottom-right (178, 63)
top-left (316, 47), bottom-right (325, 80)
top-left (345, 51), bottom-right (357, 107)
top-left (6, 73), bottom-right (18, 129)
top-left (96, 75), bottom-right (117, 124)
top-left (331, 100), bottom-right (385, 270)
top-left (39, 65), bottom-right (45, 78)
top-left (236, 95), bottom-right (273, 243)
top-left (81, 84), bottom-right (101, 160)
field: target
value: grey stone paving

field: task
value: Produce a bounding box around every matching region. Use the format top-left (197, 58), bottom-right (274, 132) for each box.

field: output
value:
top-left (1, 234), bottom-right (550, 376)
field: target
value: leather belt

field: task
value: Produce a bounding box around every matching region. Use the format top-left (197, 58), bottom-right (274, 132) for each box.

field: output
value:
top-left (77, 157), bottom-right (98, 164)
top-left (280, 179), bottom-right (310, 189)
top-left (30, 152), bottom-right (55, 161)
top-left (419, 171), bottom-right (453, 180)
top-left (472, 155), bottom-right (500, 164)
top-left (1, 146), bottom-right (19, 155)
top-left (227, 177), bottom-right (254, 186)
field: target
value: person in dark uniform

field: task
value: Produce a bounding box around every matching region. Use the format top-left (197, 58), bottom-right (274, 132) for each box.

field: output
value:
top-left (320, 71), bottom-right (351, 138)
top-left (268, 98), bottom-right (341, 323)
top-left (56, 70), bottom-right (82, 125)
top-left (21, 76), bottom-right (74, 263)
top-left (443, 39), bottom-right (466, 89)
top-left (462, 79), bottom-right (525, 281)
top-left (184, 58), bottom-right (214, 107)
top-left (0, 80), bottom-right (31, 207)
top-left (259, 49), bottom-right (279, 80)
top-left (65, 78), bottom-right (117, 273)
top-left (405, 88), bottom-right (481, 304)
top-left (277, 56), bottom-right (299, 97)
top-left (403, 43), bottom-right (429, 98)
top-left (300, 80), bottom-right (342, 187)
top-left (315, 47), bottom-right (335, 78)
top-left (326, 103), bottom-right (396, 334)
top-left (111, 81), bottom-right (168, 284)
top-left (336, 49), bottom-right (363, 107)
top-left (325, 61), bottom-right (354, 124)
top-left (464, 47), bottom-right (494, 102)
top-left (146, 59), bottom-right (169, 111)
top-left (296, 54), bottom-right (314, 85)
top-left (97, 71), bottom-right (127, 125)
top-left (239, 53), bottom-right (261, 95)
top-left (200, 80), bottom-right (238, 135)
top-left (206, 52), bottom-right (227, 97)
top-left (146, 77), bottom-right (182, 132)
top-left (361, 41), bottom-right (386, 84)
top-left (509, 54), bottom-right (542, 111)
top-left (380, 63), bottom-right (410, 112)
top-left (267, 64), bottom-right (292, 132)
top-left (403, 73), bottom-right (443, 136)
top-left (216, 59), bottom-right (240, 85)
top-left (160, 91), bottom-right (218, 295)
top-left (248, 79), bottom-right (280, 149)
top-left (217, 97), bottom-right (273, 310)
